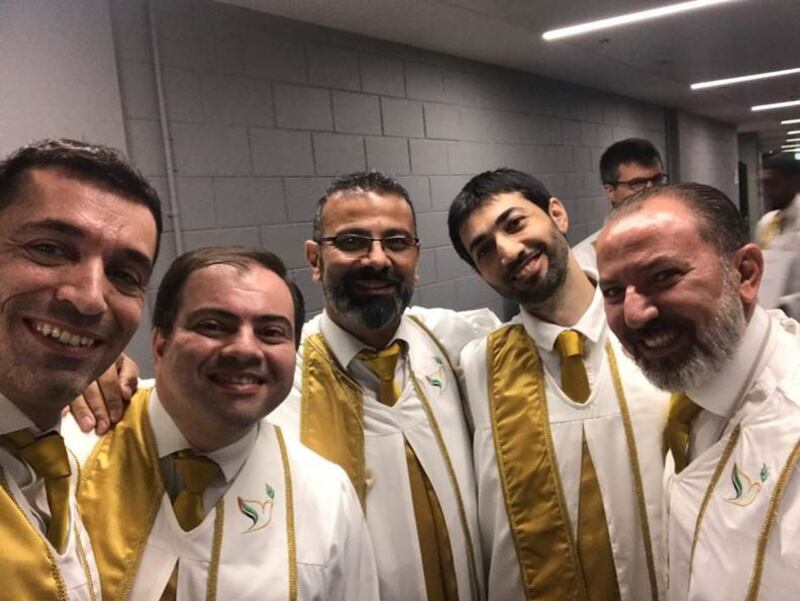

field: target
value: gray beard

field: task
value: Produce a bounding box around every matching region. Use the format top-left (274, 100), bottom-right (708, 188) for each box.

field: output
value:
top-left (322, 269), bottom-right (412, 332)
top-left (635, 274), bottom-right (747, 392)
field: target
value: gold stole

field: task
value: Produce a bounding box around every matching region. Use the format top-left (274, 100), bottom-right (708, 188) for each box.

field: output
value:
top-left (77, 388), bottom-right (166, 601)
top-left (0, 469), bottom-right (70, 600)
top-left (300, 334), bottom-right (367, 507)
top-left (486, 325), bottom-right (658, 601)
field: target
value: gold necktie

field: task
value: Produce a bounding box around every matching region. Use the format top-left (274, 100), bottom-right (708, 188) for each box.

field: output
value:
top-left (2, 429), bottom-right (71, 553)
top-left (556, 332), bottom-right (619, 599)
top-left (172, 450), bottom-right (221, 531)
top-left (161, 451), bottom-right (222, 601)
top-left (358, 341), bottom-right (403, 406)
top-left (556, 330), bottom-right (591, 403)
top-left (665, 393), bottom-right (702, 474)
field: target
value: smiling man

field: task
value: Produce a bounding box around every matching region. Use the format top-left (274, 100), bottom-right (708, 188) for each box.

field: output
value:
top-left (0, 138), bottom-right (161, 600)
top-left (448, 168), bottom-right (669, 601)
top-left (597, 183), bottom-right (800, 601)
top-left (268, 171), bottom-right (499, 601)
top-left (77, 246), bottom-right (378, 601)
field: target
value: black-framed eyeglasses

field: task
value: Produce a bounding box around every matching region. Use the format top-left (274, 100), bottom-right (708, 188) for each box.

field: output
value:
top-left (610, 173), bottom-right (669, 192)
top-left (317, 233), bottom-right (420, 255)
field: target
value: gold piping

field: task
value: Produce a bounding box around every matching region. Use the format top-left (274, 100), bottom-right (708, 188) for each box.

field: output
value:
top-left (276, 427), bottom-right (298, 601)
top-left (205, 499), bottom-right (225, 601)
top-left (606, 343), bottom-right (660, 601)
top-left (411, 370), bottom-right (481, 601)
top-left (745, 439), bottom-right (800, 601)
top-left (688, 424), bottom-right (742, 576)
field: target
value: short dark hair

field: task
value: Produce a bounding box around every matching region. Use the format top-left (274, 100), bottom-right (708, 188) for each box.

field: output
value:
top-left (152, 246), bottom-right (306, 348)
top-left (763, 153), bottom-right (800, 177)
top-left (607, 183), bottom-right (748, 258)
top-left (312, 171), bottom-right (416, 240)
top-left (448, 168), bottom-right (552, 267)
top-left (600, 138), bottom-right (663, 185)
top-left (0, 138), bottom-right (163, 255)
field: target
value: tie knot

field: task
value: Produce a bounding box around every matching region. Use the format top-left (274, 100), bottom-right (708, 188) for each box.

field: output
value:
top-left (2, 430), bottom-right (71, 480)
top-left (358, 341), bottom-right (403, 383)
top-left (556, 330), bottom-right (584, 360)
top-left (173, 450), bottom-right (221, 496)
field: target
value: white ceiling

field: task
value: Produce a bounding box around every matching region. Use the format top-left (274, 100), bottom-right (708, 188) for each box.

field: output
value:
top-left (219, 0), bottom-right (800, 152)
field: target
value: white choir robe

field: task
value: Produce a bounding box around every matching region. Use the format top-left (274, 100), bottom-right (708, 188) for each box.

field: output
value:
top-left (461, 320), bottom-right (669, 601)
top-left (269, 306), bottom-right (500, 601)
top-left (665, 309), bottom-right (800, 601)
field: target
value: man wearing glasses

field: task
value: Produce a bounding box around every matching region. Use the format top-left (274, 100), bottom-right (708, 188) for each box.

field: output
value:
top-left (269, 171), bottom-right (499, 601)
top-left (572, 138), bottom-right (667, 271)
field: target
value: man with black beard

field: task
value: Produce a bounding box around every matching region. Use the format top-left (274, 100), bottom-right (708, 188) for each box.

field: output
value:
top-left (268, 171), bottom-right (499, 601)
top-left (449, 168), bottom-right (669, 601)
top-left (597, 183), bottom-right (800, 601)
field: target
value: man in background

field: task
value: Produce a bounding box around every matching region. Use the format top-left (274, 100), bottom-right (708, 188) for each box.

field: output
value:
top-left (573, 138), bottom-right (667, 271)
top-left (756, 153), bottom-right (800, 317)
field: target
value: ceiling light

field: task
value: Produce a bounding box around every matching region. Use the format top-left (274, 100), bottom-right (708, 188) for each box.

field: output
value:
top-left (753, 100), bottom-right (800, 111)
top-left (542, 0), bottom-right (741, 40)
top-left (787, 130), bottom-right (800, 135)
top-left (781, 145), bottom-right (800, 150)
top-left (782, 119), bottom-right (800, 125)
top-left (691, 67), bottom-right (800, 90)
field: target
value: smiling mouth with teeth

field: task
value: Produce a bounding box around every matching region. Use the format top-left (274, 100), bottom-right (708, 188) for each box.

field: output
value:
top-left (211, 374), bottom-right (264, 385)
top-left (33, 321), bottom-right (96, 348)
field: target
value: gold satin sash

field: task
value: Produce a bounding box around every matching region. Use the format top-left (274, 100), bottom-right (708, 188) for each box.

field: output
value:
top-left (0, 467), bottom-right (69, 600)
top-left (78, 388), bottom-right (167, 601)
top-left (487, 324), bottom-right (587, 601)
top-left (300, 334), bottom-right (367, 507)
top-left (487, 326), bottom-right (659, 601)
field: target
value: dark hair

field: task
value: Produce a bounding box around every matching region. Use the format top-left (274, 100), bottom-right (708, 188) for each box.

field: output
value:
top-left (600, 138), bottom-right (663, 185)
top-left (607, 183), bottom-right (748, 258)
top-left (448, 168), bottom-right (552, 267)
top-left (153, 246), bottom-right (306, 347)
top-left (312, 171), bottom-right (416, 240)
top-left (0, 138), bottom-right (163, 255)
top-left (763, 153), bottom-right (800, 177)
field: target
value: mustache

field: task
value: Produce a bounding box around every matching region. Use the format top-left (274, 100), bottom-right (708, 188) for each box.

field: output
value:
top-left (342, 266), bottom-right (403, 287)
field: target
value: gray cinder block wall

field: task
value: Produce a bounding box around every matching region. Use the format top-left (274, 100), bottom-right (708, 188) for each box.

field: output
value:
top-left (109, 0), bottom-right (735, 373)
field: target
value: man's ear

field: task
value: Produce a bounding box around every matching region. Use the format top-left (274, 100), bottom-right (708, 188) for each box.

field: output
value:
top-left (733, 243), bottom-right (764, 308)
top-left (603, 184), bottom-right (616, 202)
top-left (548, 197), bottom-right (569, 234)
top-left (152, 328), bottom-right (167, 367)
top-left (305, 240), bottom-right (322, 283)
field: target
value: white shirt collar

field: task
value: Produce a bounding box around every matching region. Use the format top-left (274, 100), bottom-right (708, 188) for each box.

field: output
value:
top-left (149, 387), bottom-right (256, 484)
top-left (319, 310), bottom-right (409, 369)
top-left (687, 304), bottom-right (772, 418)
top-left (0, 391), bottom-right (58, 436)
top-left (518, 277), bottom-right (607, 355)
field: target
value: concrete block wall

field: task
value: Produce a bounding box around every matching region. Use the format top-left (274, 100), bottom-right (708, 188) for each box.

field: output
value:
top-left (110, 0), bottom-right (668, 372)
top-left (677, 112), bottom-right (738, 201)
